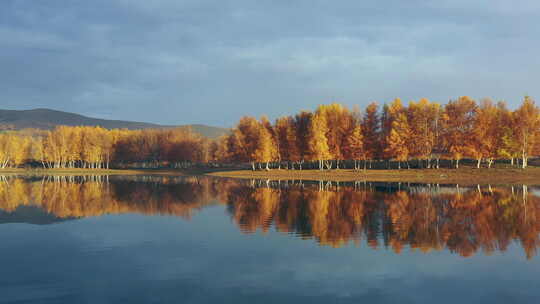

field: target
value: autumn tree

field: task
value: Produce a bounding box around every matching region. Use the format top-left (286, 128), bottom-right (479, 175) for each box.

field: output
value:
top-left (315, 103), bottom-right (353, 168)
top-left (0, 134), bottom-right (30, 168)
top-left (382, 99), bottom-right (409, 168)
top-left (231, 116), bottom-right (260, 168)
top-left (362, 102), bottom-right (380, 168)
top-left (513, 96), bottom-right (540, 168)
top-left (308, 111), bottom-right (332, 170)
top-left (221, 132), bottom-right (243, 163)
top-left (254, 117), bottom-right (278, 170)
top-left (470, 99), bottom-right (500, 168)
top-left (385, 111), bottom-right (411, 169)
top-left (275, 116), bottom-right (300, 169)
top-left (441, 96), bottom-right (477, 168)
top-left (496, 102), bottom-right (520, 165)
top-left (407, 98), bottom-right (440, 168)
top-left (343, 124), bottom-right (364, 170)
top-left (380, 103), bottom-right (392, 157)
top-left (294, 111), bottom-right (312, 169)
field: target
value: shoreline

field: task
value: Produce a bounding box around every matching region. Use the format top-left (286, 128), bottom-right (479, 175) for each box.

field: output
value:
top-left (208, 168), bottom-right (540, 186)
top-left (0, 168), bottom-right (196, 176)
top-left (1, 167), bottom-right (540, 185)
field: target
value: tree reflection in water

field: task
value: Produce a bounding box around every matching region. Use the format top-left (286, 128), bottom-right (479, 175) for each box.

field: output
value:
top-left (1, 176), bottom-right (540, 259)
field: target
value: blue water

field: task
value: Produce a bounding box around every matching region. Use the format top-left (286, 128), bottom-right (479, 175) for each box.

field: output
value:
top-left (1, 177), bottom-right (539, 303)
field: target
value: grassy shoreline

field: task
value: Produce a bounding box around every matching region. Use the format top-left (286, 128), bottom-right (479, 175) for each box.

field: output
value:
top-left (0, 168), bottom-right (195, 176)
top-left (208, 168), bottom-right (540, 185)
top-left (2, 167), bottom-right (540, 185)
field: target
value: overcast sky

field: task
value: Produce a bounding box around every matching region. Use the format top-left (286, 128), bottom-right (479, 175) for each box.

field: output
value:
top-left (1, 0), bottom-right (540, 126)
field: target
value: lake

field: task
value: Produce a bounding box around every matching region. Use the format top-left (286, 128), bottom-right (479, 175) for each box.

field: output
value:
top-left (1, 175), bottom-right (540, 303)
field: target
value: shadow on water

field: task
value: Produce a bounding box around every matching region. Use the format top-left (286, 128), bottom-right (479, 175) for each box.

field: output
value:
top-left (1, 175), bottom-right (540, 259)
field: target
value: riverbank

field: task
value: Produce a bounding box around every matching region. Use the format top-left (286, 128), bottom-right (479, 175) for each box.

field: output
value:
top-left (0, 168), bottom-right (196, 176)
top-left (208, 167), bottom-right (540, 185)
top-left (2, 167), bottom-right (540, 185)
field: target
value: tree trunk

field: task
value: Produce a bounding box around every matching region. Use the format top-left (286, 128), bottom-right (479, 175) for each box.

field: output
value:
top-left (455, 159), bottom-right (460, 169)
top-left (477, 158), bottom-right (481, 169)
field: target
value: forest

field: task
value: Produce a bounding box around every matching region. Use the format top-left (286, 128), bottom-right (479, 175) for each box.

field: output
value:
top-left (1, 96), bottom-right (540, 170)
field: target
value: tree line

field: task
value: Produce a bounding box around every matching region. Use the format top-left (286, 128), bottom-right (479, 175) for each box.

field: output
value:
top-left (216, 96), bottom-right (540, 169)
top-left (1, 96), bottom-right (540, 170)
top-left (0, 126), bottom-right (208, 169)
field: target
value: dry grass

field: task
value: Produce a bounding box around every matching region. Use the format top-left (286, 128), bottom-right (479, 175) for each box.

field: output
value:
top-left (0, 168), bottom-right (192, 176)
top-left (208, 167), bottom-right (540, 185)
top-left (2, 167), bottom-right (540, 185)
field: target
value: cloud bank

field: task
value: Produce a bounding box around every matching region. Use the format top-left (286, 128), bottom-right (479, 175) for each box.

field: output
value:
top-left (1, 0), bottom-right (539, 126)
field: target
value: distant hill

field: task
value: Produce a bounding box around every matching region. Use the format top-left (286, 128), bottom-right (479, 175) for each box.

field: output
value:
top-left (0, 108), bottom-right (229, 138)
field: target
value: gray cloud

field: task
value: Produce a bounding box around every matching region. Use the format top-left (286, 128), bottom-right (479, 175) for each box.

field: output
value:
top-left (1, 0), bottom-right (540, 126)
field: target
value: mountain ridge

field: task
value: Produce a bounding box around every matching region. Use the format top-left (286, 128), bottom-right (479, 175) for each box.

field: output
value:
top-left (0, 108), bottom-right (229, 138)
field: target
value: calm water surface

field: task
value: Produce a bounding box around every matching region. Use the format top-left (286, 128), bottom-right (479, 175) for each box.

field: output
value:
top-left (1, 175), bottom-right (540, 303)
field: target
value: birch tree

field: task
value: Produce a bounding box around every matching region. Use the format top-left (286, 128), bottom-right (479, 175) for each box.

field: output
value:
top-left (513, 96), bottom-right (540, 168)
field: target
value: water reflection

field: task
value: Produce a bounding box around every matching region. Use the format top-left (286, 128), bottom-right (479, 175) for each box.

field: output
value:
top-left (1, 176), bottom-right (540, 259)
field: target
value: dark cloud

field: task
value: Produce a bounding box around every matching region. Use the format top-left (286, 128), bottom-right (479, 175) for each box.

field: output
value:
top-left (1, 0), bottom-right (539, 126)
